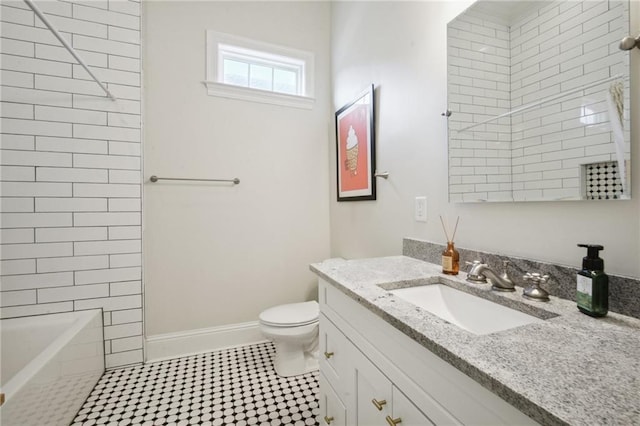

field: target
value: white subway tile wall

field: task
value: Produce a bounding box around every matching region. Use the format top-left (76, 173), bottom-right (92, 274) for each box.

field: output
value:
top-left (510, 0), bottom-right (629, 201)
top-left (0, 0), bottom-right (142, 369)
top-left (448, 11), bottom-right (512, 202)
top-left (448, 0), bottom-right (630, 202)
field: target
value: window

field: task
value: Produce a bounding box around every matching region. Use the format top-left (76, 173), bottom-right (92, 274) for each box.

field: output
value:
top-left (220, 45), bottom-right (302, 95)
top-left (205, 31), bottom-right (314, 109)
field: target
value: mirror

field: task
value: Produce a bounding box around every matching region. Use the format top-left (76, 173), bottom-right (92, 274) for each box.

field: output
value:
top-left (447, 0), bottom-right (631, 202)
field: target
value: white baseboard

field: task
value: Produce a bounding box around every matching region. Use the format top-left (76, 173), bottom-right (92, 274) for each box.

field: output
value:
top-left (145, 321), bottom-right (268, 363)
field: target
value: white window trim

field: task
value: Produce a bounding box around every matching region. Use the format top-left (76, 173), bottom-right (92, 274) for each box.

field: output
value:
top-left (204, 31), bottom-right (315, 110)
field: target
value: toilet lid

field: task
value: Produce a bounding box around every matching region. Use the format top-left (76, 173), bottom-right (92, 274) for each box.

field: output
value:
top-left (259, 301), bottom-right (319, 327)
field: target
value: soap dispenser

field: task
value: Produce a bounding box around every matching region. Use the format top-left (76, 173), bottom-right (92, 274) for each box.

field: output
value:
top-left (577, 244), bottom-right (609, 317)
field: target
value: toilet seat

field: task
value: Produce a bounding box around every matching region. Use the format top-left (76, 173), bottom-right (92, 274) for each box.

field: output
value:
top-left (259, 301), bottom-right (319, 327)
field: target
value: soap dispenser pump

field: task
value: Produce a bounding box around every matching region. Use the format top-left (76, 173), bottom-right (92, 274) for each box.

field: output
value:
top-left (576, 244), bottom-right (608, 317)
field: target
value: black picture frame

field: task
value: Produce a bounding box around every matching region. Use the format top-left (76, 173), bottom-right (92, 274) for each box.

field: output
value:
top-left (335, 84), bottom-right (376, 201)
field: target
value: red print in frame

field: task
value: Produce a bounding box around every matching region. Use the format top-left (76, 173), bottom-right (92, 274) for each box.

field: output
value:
top-left (335, 85), bottom-right (376, 201)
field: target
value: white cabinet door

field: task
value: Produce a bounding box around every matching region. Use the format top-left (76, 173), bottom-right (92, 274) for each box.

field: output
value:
top-left (352, 348), bottom-right (436, 426)
top-left (391, 386), bottom-right (435, 426)
top-left (319, 314), bottom-right (349, 398)
top-left (319, 373), bottom-right (346, 426)
top-left (352, 346), bottom-right (393, 425)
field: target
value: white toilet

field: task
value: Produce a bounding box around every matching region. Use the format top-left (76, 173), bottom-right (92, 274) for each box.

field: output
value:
top-left (259, 301), bottom-right (319, 377)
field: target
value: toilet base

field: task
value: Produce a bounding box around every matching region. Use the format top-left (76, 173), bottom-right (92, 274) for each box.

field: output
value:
top-left (272, 339), bottom-right (319, 377)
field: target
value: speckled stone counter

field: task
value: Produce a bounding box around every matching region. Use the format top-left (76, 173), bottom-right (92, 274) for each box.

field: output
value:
top-left (310, 256), bottom-right (640, 426)
top-left (403, 237), bottom-right (640, 319)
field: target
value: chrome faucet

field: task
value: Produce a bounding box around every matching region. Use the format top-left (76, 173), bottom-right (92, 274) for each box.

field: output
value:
top-left (466, 260), bottom-right (516, 292)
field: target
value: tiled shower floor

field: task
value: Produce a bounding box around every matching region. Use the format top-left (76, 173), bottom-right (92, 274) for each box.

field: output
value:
top-left (72, 342), bottom-right (319, 426)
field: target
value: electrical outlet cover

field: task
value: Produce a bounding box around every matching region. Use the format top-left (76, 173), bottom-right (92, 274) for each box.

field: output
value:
top-left (415, 196), bottom-right (427, 222)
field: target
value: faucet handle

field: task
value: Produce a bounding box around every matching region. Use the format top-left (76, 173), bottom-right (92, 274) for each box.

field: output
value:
top-left (524, 272), bottom-right (542, 282)
top-left (522, 272), bottom-right (550, 302)
top-left (499, 260), bottom-right (515, 287)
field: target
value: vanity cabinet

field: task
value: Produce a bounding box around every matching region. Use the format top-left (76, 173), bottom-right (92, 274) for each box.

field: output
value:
top-left (318, 279), bottom-right (539, 426)
top-left (320, 312), bottom-right (432, 426)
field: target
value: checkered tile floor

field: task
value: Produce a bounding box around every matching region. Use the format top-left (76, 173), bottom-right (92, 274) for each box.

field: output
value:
top-left (72, 342), bottom-right (319, 426)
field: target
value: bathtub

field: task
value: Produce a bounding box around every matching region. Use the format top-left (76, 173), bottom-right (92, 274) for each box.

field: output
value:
top-left (0, 310), bottom-right (104, 426)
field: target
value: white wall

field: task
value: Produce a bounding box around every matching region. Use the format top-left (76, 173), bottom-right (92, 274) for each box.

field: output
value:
top-left (330, 1), bottom-right (640, 278)
top-left (0, 0), bottom-right (143, 368)
top-left (143, 2), bottom-right (331, 337)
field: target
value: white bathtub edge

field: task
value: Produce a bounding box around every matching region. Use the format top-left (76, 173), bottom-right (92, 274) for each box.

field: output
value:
top-left (1, 309), bottom-right (103, 401)
top-left (0, 309), bottom-right (104, 426)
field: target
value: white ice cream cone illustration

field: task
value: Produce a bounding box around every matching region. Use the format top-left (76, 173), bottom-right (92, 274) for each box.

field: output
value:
top-left (345, 125), bottom-right (359, 175)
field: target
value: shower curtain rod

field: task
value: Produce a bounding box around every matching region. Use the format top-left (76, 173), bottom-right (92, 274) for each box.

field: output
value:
top-left (23, 0), bottom-right (116, 101)
top-left (455, 74), bottom-right (626, 133)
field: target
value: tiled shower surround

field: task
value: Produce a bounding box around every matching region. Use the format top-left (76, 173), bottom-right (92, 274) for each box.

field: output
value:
top-left (447, 7), bottom-right (512, 200)
top-left (0, 0), bottom-right (143, 368)
top-left (448, 0), bottom-right (630, 202)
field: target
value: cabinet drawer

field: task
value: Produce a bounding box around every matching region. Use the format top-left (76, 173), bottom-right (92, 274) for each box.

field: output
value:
top-left (319, 313), bottom-right (349, 397)
top-left (319, 373), bottom-right (346, 426)
top-left (319, 277), bottom-right (348, 314)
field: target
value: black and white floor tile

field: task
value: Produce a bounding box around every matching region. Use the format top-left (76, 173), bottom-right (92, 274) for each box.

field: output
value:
top-left (72, 342), bottom-right (319, 426)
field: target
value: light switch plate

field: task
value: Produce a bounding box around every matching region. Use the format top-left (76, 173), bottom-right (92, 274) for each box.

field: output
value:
top-left (415, 196), bottom-right (427, 222)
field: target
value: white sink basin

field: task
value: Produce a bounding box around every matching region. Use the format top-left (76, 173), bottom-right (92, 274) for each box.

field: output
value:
top-left (389, 284), bottom-right (543, 335)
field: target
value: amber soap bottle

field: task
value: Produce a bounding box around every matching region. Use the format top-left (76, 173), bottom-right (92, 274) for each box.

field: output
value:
top-left (442, 241), bottom-right (460, 275)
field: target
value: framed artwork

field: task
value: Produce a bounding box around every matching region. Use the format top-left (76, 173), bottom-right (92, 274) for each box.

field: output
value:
top-left (335, 84), bottom-right (376, 201)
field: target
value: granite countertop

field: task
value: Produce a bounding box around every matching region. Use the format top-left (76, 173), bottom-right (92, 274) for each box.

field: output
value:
top-left (310, 256), bottom-right (640, 426)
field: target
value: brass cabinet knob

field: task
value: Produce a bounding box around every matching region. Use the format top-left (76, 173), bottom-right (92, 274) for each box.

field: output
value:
top-left (324, 351), bottom-right (334, 359)
top-left (386, 416), bottom-right (402, 426)
top-left (324, 415), bottom-right (334, 424)
top-left (371, 398), bottom-right (387, 411)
